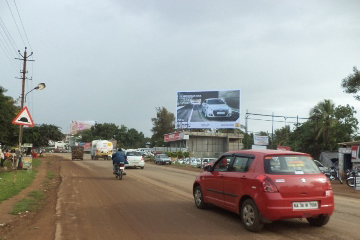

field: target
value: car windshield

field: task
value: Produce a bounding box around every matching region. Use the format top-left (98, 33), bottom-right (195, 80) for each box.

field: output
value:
top-left (159, 154), bottom-right (168, 158)
top-left (126, 151), bottom-right (142, 156)
top-left (264, 155), bottom-right (321, 175)
top-left (208, 99), bottom-right (225, 104)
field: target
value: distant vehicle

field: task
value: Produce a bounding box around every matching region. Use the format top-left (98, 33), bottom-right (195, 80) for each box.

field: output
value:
top-left (154, 154), bottom-right (172, 165)
top-left (193, 150), bottom-right (334, 232)
top-left (90, 140), bottom-right (113, 160)
top-left (125, 150), bottom-right (145, 169)
top-left (71, 146), bottom-right (84, 160)
top-left (190, 158), bottom-right (201, 168)
top-left (54, 148), bottom-right (67, 153)
top-left (202, 98), bottom-right (232, 118)
top-left (201, 158), bottom-right (217, 168)
top-left (313, 160), bottom-right (329, 173)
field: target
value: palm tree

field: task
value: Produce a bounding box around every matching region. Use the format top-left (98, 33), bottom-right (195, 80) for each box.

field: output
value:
top-left (309, 99), bottom-right (336, 147)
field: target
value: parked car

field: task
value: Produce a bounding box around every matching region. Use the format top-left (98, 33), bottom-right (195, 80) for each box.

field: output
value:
top-left (190, 158), bottom-right (201, 168)
top-left (154, 154), bottom-right (172, 165)
top-left (193, 149), bottom-right (334, 232)
top-left (201, 98), bottom-right (232, 118)
top-left (125, 151), bottom-right (145, 169)
top-left (201, 158), bottom-right (217, 168)
top-left (313, 160), bottom-right (329, 173)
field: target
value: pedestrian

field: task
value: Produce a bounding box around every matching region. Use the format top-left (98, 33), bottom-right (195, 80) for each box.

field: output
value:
top-left (0, 147), bottom-right (4, 168)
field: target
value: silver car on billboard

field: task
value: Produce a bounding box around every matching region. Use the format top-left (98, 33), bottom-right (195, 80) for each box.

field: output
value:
top-left (202, 98), bottom-right (232, 118)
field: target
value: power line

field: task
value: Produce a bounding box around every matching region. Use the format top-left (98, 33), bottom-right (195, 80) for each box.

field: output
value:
top-left (0, 42), bottom-right (19, 72)
top-left (12, 0), bottom-right (32, 50)
top-left (0, 17), bottom-right (19, 53)
top-left (0, 31), bottom-right (14, 57)
top-left (5, 0), bottom-right (26, 47)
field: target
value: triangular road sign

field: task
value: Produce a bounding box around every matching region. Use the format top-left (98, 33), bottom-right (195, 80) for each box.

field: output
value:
top-left (12, 106), bottom-right (35, 127)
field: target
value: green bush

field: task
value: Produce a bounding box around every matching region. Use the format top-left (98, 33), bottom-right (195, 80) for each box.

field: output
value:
top-left (167, 151), bottom-right (173, 157)
top-left (176, 151), bottom-right (184, 159)
top-left (184, 152), bottom-right (189, 158)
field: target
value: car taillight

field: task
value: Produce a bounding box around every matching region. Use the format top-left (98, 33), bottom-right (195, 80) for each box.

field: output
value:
top-left (256, 175), bottom-right (279, 193)
top-left (141, 156), bottom-right (144, 161)
top-left (326, 178), bottom-right (332, 190)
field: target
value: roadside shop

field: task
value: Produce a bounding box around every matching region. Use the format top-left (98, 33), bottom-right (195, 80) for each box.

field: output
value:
top-left (164, 131), bottom-right (244, 158)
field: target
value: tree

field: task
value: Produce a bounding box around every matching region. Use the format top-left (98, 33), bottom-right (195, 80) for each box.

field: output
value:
top-left (77, 123), bottom-right (147, 149)
top-left (0, 86), bottom-right (20, 147)
top-left (273, 125), bottom-right (291, 147)
top-left (341, 66), bottom-right (360, 100)
top-left (22, 124), bottom-right (64, 147)
top-left (151, 107), bottom-right (175, 147)
top-left (309, 99), bottom-right (336, 148)
top-left (287, 121), bottom-right (321, 157)
top-left (78, 129), bottom-right (93, 142)
top-left (91, 123), bottom-right (119, 140)
top-left (288, 101), bottom-right (359, 158)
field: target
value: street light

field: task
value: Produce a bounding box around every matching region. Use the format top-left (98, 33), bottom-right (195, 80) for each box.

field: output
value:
top-left (25, 83), bottom-right (46, 103)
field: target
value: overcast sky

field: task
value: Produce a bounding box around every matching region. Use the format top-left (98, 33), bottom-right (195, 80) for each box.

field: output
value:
top-left (1, 0), bottom-right (360, 138)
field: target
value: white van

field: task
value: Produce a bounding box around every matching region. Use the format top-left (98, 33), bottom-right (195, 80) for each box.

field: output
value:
top-left (91, 140), bottom-right (113, 160)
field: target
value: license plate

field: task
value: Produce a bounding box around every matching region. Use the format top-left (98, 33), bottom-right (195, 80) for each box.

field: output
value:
top-left (292, 201), bottom-right (318, 210)
top-left (120, 167), bottom-right (125, 170)
top-left (217, 112), bottom-right (225, 114)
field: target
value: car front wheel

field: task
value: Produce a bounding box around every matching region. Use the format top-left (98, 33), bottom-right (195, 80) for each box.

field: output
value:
top-left (241, 199), bottom-right (264, 232)
top-left (307, 215), bottom-right (330, 227)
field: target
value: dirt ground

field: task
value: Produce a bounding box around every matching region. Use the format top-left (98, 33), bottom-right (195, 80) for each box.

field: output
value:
top-left (0, 155), bottom-right (62, 240)
top-left (0, 155), bottom-right (359, 239)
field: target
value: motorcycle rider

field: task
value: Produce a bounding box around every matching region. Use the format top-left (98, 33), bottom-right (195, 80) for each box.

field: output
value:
top-left (112, 148), bottom-right (128, 175)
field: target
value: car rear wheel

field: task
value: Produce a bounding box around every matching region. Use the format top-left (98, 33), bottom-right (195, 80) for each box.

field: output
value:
top-left (141, 166), bottom-right (144, 169)
top-left (241, 199), bottom-right (264, 232)
top-left (194, 186), bottom-right (207, 209)
top-left (306, 215), bottom-right (330, 227)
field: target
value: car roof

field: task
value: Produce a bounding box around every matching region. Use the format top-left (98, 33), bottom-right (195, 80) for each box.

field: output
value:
top-left (226, 149), bottom-right (309, 156)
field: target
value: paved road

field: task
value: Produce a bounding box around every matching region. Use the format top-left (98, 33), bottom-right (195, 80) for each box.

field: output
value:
top-left (55, 153), bottom-right (360, 240)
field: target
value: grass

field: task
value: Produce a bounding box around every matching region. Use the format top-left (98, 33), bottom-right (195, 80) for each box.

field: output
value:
top-left (46, 171), bottom-right (55, 180)
top-left (10, 190), bottom-right (46, 214)
top-left (0, 159), bottom-right (41, 204)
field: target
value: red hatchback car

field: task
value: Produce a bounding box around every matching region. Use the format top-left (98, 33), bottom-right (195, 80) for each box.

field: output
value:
top-left (193, 150), bottom-right (334, 232)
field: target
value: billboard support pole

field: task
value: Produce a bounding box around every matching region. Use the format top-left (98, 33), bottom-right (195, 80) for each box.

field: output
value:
top-left (272, 112), bottom-right (274, 149)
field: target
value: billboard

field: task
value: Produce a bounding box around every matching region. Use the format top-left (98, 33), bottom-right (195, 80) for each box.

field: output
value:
top-left (254, 135), bottom-right (269, 146)
top-left (70, 121), bottom-right (96, 135)
top-left (176, 90), bottom-right (240, 129)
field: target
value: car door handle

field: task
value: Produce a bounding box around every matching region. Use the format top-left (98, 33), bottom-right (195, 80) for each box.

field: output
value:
top-left (241, 175), bottom-right (246, 179)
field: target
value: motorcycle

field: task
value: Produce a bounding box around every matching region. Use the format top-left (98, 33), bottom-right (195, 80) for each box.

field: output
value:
top-left (346, 166), bottom-right (360, 187)
top-left (114, 162), bottom-right (125, 180)
top-left (323, 165), bottom-right (343, 184)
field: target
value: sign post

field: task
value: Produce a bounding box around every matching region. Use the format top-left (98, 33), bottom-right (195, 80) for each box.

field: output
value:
top-left (355, 176), bottom-right (360, 192)
top-left (12, 106), bottom-right (35, 184)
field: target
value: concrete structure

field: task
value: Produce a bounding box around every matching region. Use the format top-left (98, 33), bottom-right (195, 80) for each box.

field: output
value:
top-left (338, 141), bottom-right (360, 177)
top-left (164, 131), bottom-right (244, 158)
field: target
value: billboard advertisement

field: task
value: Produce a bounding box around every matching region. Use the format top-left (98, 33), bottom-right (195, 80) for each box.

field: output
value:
top-left (253, 135), bottom-right (269, 146)
top-left (70, 121), bottom-right (96, 135)
top-left (176, 90), bottom-right (240, 129)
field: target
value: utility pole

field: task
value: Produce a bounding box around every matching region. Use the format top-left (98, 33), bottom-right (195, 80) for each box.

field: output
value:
top-left (14, 47), bottom-right (34, 183)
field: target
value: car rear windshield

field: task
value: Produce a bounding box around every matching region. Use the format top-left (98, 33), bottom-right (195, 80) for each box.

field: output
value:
top-left (264, 155), bottom-right (321, 175)
top-left (208, 99), bottom-right (225, 104)
top-left (126, 151), bottom-right (142, 156)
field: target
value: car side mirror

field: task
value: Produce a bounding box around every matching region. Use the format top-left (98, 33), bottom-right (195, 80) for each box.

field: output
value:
top-left (204, 165), bottom-right (212, 172)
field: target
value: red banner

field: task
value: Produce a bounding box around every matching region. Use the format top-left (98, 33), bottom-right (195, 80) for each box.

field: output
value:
top-left (277, 145), bottom-right (291, 151)
top-left (164, 132), bottom-right (184, 142)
